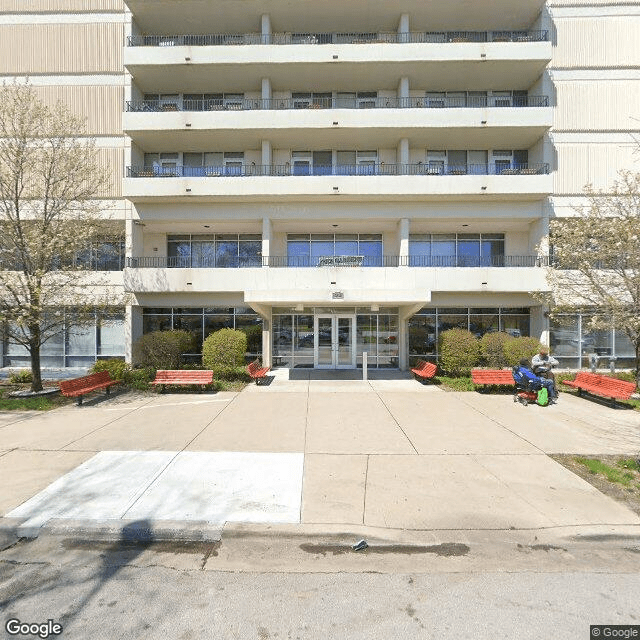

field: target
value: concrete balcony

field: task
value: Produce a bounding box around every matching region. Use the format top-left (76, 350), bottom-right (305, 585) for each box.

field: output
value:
top-left (124, 37), bottom-right (551, 94)
top-left (123, 103), bottom-right (552, 150)
top-left (123, 164), bottom-right (552, 202)
top-left (123, 263), bottom-right (549, 301)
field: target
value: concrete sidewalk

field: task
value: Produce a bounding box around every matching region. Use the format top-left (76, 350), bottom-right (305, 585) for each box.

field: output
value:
top-left (1, 377), bottom-right (640, 540)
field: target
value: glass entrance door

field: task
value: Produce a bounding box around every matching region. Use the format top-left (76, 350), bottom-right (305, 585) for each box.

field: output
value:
top-left (314, 315), bottom-right (356, 368)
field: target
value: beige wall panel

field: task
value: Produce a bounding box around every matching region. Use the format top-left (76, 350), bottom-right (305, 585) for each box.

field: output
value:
top-left (554, 143), bottom-right (640, 194)
top-left (0, 23), bottom-right (123, 74)
top-left (552, 17), bottom-right (640, 67)
top-left (0, 0), bottom-right (124, 11)
top-left (554, 81), bottom-right (640, 130)
top-left (33, 86), bottom-right (124, 136)
top-left (97, 148), bottom-right (124, 199)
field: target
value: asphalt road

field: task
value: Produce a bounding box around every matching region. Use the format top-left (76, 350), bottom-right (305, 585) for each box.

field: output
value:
top-left (1, 532), bottom-right (639, 640)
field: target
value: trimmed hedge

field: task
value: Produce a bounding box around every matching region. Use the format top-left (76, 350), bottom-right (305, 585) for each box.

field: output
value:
top-left (135, 330), bottom-right (196, 370)
top-left (91, 358), bottom-right (129, 381)
top-left (479, 332), bottom-right (512, 369)
top-left (439, 328), bottom-right (481, 376)
top-left (503, 336), bottom-right (541, 367)
top-left (202, 328), bottom-right (248, 379)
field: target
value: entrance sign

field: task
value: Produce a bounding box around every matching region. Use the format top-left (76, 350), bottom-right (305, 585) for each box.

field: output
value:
top-left (318, 255), bottom-right (364, 267)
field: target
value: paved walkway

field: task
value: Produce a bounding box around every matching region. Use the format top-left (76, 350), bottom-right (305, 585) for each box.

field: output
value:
top-left (1, 375), bottom-right (640, 538)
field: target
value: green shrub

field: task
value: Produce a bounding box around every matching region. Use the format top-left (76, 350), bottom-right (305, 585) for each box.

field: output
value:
top-left (503, 337), bottom-right (541, 367)
top-left (479, 332), bottom-right (512, 368)
top-left (91, 358), bottom-right (130, 381)
top-left (135, 330), bottom-right (196, 370)
top-left (202, 328), bottom-right (248, 378)
top-left (438, 328), bottom-right (480, 376)
top-left (8, 369), bottom-right (33, 384)
top-left (123, 366), bottom-right (156, 391)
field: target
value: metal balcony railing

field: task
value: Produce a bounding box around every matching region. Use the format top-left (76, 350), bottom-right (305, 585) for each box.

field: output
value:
top-left (125, 95), bottom-right (550, 112)
top-left (126, 30), bottom-right (548, 47)
top-left (126, 255), bottom-right (549, 268)
top-left (126, 163), bottom-right (550, 178)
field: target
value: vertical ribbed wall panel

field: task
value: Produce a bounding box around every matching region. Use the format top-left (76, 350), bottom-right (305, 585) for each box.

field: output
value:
top-left (554, 144), bottom-right (640, 194)
top-left (553, 17), bottom-right (640, 67)
top-left (33, 86), bottom-right (124, 136)
top-left (0, 23), bottom-right (123, 73)
top-left (97, 148), bottom-right (124, 199)
top-left (554, 81), bottom-right (640, 131)
top-left (0, 0), bottom-right (124, 11)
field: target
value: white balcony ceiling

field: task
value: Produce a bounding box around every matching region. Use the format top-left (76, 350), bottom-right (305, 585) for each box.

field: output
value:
top-left (126, 58), bottom-right (549, 95)
top-left (125, 0), bottom-right (545, 33)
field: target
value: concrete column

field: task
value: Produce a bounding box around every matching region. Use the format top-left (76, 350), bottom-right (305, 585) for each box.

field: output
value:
top-left (398, 320), bottom-right (408, 370)
top-left (397, 138), bottom-right (409, 172)
top-left (261, 14), bottom-right (271, 43)
top-left (261, 317), bottom-right (272, 367)
top-left (262, 217), bottom-right (272, 266)
top-left (261, 140), bottom-right (272, 175)
top-left (398, 76), bottom-right (410, 100)
top-left (398, 14), bottom-right (410, 41)
top-left (126, 218), bottom-right (144, 259)
top-left (261, 77), bottom-right (272, 104)
top-left (398, 218), bottom-right (410, 263)
top-left (126, 304), bottom-right (143, 364)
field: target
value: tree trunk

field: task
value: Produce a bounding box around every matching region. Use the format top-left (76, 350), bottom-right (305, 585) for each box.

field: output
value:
top-left (636, 340), bottom-right (640, 388)
top-left (29, 331), bottom-right (43, 393)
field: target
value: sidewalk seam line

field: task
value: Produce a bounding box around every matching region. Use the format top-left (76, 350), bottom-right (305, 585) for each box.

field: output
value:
top-left (362, 454), bottom-right (370, 525)
top-left (372, 382), bottom-right (419, 455)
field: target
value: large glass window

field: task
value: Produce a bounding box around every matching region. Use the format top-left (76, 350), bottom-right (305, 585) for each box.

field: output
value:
top-left (409, 234), bottom-right (504, 267)
top-left (142, 307), bottom-right (262, 360)
top-left (286, 234), bottom-right (383, 267)
top-left (167, 234), bottom-right (261, 268)
top-left (408, 307), bottom-right (531, 365)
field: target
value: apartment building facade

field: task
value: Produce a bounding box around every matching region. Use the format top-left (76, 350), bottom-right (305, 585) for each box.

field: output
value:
top-left (0, 0), bottom-right (638, 371)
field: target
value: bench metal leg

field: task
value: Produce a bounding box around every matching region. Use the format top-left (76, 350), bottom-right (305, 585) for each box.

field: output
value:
top-left (77, 396), bottom-right (83, 406)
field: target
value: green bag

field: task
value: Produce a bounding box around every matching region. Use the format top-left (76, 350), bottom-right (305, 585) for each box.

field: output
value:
top-left (536, 387), bottom-right (549, 406)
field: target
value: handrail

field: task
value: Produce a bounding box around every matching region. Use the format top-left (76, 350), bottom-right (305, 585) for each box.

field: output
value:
top-left (126, 255), bottom-right (550, 268)
top-left (126, 95), bottom-right (550, 112)
top-left (127, 30), bottom-right (549, 47)
top-left (126, 163), bottom-right (550, 177)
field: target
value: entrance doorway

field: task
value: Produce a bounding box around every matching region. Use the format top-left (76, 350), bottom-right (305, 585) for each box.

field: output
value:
top-left (314, 315), bottom-right (356, 368)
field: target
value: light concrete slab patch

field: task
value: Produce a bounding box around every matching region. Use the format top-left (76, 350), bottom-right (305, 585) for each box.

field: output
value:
top-left (124, 452), bottom-right (303, 524)
top-left (243, 381), bottom-right (310, 393)
top-left (0, 449), bottom-right (94, 515)
top-left (475, 454), bottom-right (640, 526)
top-left (0, 408), bottom-right (119, 450)
top-left (0, 411), bottom-right (40, 427)
top-left (63, 399), bottom-right (229, 451)
top-left (378, 392), bottom-right (539, 454)
top-left (7, 450), bottom-right (304, 531)
top-left (308, 380), bottom-right (376, 393)
top-left (302, 454), bottom-right (368, 524)
top-left (306, 393), bottom-right (416, 454)
top-left (369, 380), bottom-right (440, 393)
top-left (364, 455), bottom-right (553, 530)
top-left (187, 393), bottom-right (307, 452)
top-left (8, 451), bottom-right (176, 529)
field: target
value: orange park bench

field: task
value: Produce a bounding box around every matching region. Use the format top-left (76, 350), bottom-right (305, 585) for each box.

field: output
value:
top-left (150, 370), bottom-right (214, 392)
top-left (411, 360), bottom-right (437, 383)
top-left (562, 371), bottom-right (636, 407)
top-left (59, 370), bottom-right (119, 406)
top-left (471, 369), bottom-right (516, 391)
top-left (246, 361), bottom-right (270, 384)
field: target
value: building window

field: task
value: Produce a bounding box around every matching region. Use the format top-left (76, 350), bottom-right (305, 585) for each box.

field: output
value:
top-left (167, 234), bottom-right (262, 268)
top-left (409, 234), bottom-right (504, 267)
top-left (287, 234), bottom-right (383, 267)
top-left (141, 307), bottom-right (262, 359)
top-left (408, 307), bottom-right (530, 364)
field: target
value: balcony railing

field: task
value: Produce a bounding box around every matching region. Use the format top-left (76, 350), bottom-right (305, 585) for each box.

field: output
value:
top-left (126, 95), bottom-right (549, 112)
top-left (126, 30), bottom-right (549, 47)
top-left (126, 163), bottom-right (550, 178)
top-left (126, 255), bottom-right (550, 268)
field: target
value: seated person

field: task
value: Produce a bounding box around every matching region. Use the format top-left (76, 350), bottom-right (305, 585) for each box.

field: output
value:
top-left (531, 346), bottom-right (559, 382)
top-left (515, 358), bottom-right (558, 400)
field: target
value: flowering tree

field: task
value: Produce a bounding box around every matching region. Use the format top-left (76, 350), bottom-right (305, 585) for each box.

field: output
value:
top-left (0, 83), bottom-right (115, 391)
top-left (544, 171), bottom-right (640, 382)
